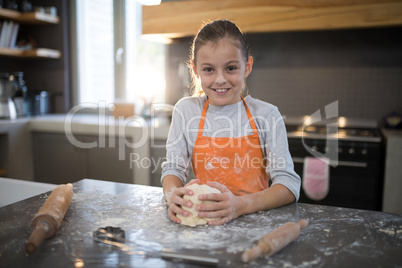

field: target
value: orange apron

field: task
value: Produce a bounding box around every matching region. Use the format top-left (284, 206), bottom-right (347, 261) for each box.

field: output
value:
top-left (192, 96), bottom-right (269, 196)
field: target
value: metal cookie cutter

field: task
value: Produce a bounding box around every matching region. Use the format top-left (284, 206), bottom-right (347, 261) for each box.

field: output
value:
top-left (93, 226), bottom-right (125, 244)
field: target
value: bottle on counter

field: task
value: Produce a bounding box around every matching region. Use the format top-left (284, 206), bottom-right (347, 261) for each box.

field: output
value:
top-left (12, 72), bottom-right (28, 117)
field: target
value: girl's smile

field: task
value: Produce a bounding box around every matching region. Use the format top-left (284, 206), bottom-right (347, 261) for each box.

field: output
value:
top-left (193, 38), bottom-right (253, 106)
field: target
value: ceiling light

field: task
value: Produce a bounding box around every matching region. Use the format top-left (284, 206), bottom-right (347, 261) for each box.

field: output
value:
top-left (136, 0), bottom-right (162, 5)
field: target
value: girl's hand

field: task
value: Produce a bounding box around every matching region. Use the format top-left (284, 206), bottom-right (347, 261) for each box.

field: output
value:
top-left (185, 178), bottom-right (201, 187)
top-left (197, 181), bottom-right (244, 226)
top-left (165, 179), bottom-right (200, 223)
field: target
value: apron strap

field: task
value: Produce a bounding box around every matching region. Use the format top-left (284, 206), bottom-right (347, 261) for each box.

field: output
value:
top-left (241, 96), bottom-right (258, 135)
top-left (197, 96), bottom-right (258, 138)
top-left (197, 98), bottom-right (209, 138)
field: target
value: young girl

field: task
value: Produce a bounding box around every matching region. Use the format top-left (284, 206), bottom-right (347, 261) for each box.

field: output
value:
top-left (161, 20), bottom-right (300, 226)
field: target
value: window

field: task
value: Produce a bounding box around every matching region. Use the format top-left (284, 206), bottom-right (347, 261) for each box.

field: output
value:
top-left (73, 0), bottom-right (165, 106)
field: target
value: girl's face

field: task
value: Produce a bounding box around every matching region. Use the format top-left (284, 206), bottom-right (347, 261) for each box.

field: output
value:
top-left (192, 38), bottom-right (253, 106)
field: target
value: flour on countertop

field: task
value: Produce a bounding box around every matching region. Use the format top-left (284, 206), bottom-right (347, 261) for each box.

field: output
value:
top-left (94, 217), bottom-right (126, 227)
top-left (69, 188), bottom-right (288, 254)
top-left (301, 256), bottom-right (321, 267)
top-left (379, 228), bottom-right (402, 236)
top-left (62, 185), bottom-right (402, 267)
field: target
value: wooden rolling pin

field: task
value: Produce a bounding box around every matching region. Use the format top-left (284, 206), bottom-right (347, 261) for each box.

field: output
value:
top-left (25, 183), bottom-right (73, 254)
top-left (242, 219), bottom-right (308, 263)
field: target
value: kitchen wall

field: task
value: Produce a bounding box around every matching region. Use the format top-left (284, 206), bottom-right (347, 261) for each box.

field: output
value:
top-left (165, 26), bottom-right (402, 122)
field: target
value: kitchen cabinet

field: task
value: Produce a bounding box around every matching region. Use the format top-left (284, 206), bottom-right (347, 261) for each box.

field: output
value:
top-left (150, 138), bottom-right (166, 187)
top-left (32, 132), bottom-right (133, 185)
top-left (0, 0), bottom-right (70, 113)
top-left (29, 114), bottom-right (164, 186)
top-left (0, 132), bottom-right (7, 176)
top-left (0, 118), bottom-right (33, 180)
top-left (142, 0), bottom-right (402, 42)
top-left (381, 128), bottom-right (402, 214)
top-left (85, 135), bottom-right (133, 183)
top-left (150, 138), bottom-right (195, 187)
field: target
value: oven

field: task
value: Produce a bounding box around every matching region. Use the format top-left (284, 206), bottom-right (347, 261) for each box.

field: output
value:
top-left (286, 118), bottom-right (384, 211)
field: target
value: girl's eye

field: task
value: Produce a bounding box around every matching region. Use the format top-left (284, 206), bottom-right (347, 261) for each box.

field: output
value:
top-left (203, 68), bottom-right (213, 72)
top-left (227, 66), bottom-right (237, 71)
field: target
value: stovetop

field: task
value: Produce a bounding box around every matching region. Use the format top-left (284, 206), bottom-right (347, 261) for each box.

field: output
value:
top-left (284, 116), bottom-right (382, 142)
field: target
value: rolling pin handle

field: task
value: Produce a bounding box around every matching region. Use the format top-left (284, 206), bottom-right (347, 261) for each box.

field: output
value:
top-left (25, 221), bottom-right (50, 254)
top-left (241, 246), bottom-right (263, 263)
top-left (297, 219), bottom-right (309, 230)
top-left (241, 219), bottom-right (309, 263)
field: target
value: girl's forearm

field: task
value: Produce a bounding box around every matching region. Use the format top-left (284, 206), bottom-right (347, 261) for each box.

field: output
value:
top-left (238, 184), bottom-right (296, 216)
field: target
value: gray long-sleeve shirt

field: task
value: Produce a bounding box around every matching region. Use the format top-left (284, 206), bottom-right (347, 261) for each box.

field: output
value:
top-left (161, 95), bottom-right (301, 201)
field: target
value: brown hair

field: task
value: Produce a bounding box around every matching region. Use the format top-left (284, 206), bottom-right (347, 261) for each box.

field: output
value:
top-left (188, 20), bottom-right (251, 97)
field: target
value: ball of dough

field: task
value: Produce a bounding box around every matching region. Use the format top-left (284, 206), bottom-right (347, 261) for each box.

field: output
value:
top-left (177, 183), bottom-right (221, 227)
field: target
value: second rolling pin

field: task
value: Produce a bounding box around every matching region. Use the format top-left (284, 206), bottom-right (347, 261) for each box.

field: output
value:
top-left (242, 219), bottom-right (308, 263)
top-left (25, 183), bottom-right (74, 254)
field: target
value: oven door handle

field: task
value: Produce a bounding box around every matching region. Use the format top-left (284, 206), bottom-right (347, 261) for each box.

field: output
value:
top-left (292, 157), bottom-right (368, 168)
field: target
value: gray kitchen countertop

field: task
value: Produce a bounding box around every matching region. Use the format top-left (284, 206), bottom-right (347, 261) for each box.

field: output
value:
top-left (1, 114), bottom-right (171, 139)
top-left (0, 179), bottom-right (401, 268)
